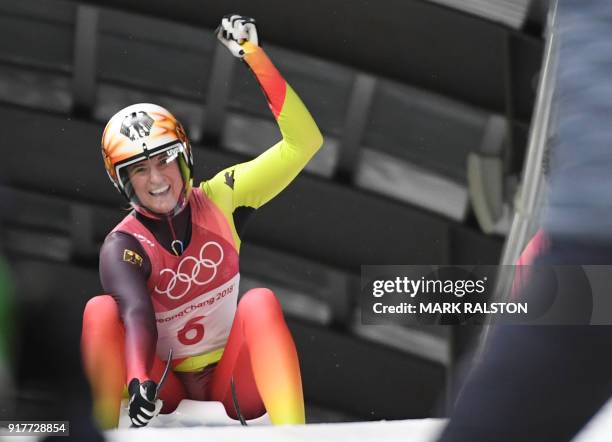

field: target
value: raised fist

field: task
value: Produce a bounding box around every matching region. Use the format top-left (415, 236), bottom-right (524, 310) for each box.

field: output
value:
top-left (216, 14), bottom-right (258, 58)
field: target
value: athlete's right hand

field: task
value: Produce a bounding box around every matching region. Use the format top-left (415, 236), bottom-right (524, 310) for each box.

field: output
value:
top-left (128, 378), bottom-right (162, 428)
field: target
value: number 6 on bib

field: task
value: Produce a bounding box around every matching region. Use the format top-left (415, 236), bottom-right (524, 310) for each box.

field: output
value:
top-left (178, 315), bottom-right (205, 345)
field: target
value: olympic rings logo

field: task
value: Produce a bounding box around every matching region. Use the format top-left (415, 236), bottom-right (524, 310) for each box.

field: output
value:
top-left (155, 241), bottom-right (224, 300)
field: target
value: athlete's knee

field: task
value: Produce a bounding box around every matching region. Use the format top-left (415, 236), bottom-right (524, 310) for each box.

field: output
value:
top-left (238, 288), bottom-right (283, 319)
top-left (81, 295), bottom-right (124, 380)
top-left (83, 295), bottom-right (120, 327)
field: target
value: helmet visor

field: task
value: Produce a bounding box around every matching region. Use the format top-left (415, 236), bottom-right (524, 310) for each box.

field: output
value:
top-left (116, 141), bottom-right (192, 217)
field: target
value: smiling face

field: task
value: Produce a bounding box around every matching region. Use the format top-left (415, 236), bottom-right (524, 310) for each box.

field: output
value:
top-left (127, 154), bottom-right (184, 215)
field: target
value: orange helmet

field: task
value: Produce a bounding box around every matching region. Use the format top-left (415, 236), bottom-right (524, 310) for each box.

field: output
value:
top-left (101, 103), bottom-right (193, 218)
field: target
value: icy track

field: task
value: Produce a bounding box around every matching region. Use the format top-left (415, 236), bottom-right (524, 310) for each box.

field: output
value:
top-left (103, 397), bottom-right (612, 442)
top-left (109, 400), bottom-right (446, 441)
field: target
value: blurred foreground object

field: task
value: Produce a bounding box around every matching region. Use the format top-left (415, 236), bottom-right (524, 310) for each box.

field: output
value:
top-left (439, 1), bottom-right (612, 441)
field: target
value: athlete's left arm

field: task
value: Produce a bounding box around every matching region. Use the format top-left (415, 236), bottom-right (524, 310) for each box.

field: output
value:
top-left (204, 41), bottom-right (324, 210)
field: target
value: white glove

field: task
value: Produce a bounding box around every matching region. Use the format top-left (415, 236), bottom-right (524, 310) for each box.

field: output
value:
top-left (216, 14), bottom-right (258, 58)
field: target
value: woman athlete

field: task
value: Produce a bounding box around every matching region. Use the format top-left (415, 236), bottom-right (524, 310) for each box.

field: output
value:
top-left (81, 15), bottom-right (323, 429)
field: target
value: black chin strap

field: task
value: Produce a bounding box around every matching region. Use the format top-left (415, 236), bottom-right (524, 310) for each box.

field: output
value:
top-left (134, 204), bottom-right (191, 256)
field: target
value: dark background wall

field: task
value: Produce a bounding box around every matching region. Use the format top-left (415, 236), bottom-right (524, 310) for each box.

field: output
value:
top-left (0, 0), bottom-right (544, 423)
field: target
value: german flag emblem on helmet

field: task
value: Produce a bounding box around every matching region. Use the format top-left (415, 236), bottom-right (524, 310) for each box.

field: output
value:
top-left (120, 111), bottom-right (154, 141)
